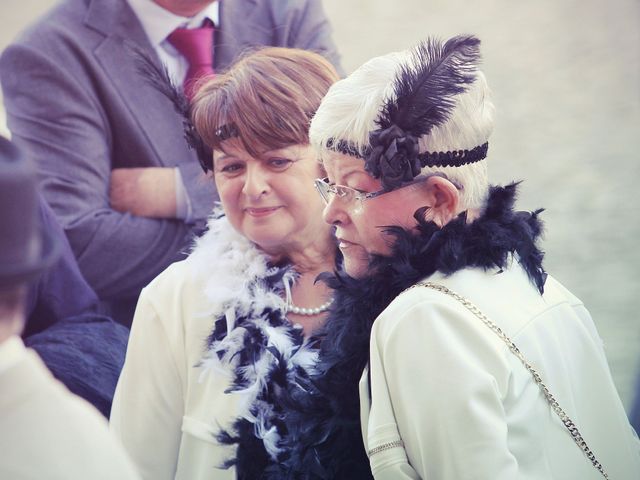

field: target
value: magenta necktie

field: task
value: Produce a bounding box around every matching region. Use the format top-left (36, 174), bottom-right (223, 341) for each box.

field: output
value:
top-left (167, 21), bottom-right (215, 99)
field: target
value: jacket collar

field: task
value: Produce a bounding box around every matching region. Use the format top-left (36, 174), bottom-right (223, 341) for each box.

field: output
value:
top-left (85, 0), bottom-right (149, 43)
top-left (216, 0), bottom-right (273, 68)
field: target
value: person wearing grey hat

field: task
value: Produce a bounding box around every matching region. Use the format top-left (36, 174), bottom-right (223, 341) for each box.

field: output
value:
top-left (0, 134), bottom-right (130, 418)
top-left (0, 136), bottom-right (140, 480)
top-left (0, 141), bottom-right (60, 291)
top-left (222, 36), bottom-right (640, 479)
top-left (21, 196), bottom-right (131, 418)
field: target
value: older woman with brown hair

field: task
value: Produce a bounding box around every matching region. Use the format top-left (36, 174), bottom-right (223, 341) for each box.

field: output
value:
top-left (110, 47), bottom-right (339, 480)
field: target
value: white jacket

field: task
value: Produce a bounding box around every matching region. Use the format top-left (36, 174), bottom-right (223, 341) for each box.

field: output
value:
top-left (0, 337), bottom-right (140, 480)
top-left (111, 214), bottom-right (296, 480)
top-left (360, 261), bottom-right (640, 479)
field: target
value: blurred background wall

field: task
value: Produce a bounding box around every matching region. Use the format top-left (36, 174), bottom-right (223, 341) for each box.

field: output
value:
top-left (1, 0), bottom-right (639, 409)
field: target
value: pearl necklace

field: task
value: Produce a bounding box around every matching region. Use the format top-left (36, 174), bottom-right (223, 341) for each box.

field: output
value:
top-left (286, 298), bottom-right (334, 316)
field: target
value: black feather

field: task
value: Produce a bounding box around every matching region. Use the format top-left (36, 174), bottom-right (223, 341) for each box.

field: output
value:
top-left (126, 43), bottom-right (212, 172)
top-left (379, 35), bottom-right (481, 136)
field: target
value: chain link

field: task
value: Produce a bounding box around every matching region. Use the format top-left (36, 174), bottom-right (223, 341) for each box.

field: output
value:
top-left (403, 281), bottom-right (609, 479)
top-left (368, 440), bottom-right (405, 457)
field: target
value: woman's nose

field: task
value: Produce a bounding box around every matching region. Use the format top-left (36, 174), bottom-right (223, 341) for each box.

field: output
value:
top-left (242, 165), bottom-right (269, 199)
top-left (322, 196), bottom-right (348, 226)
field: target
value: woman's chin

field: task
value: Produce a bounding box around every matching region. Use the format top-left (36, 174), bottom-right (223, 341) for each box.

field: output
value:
top-left (342, 256), bottom-right (369, 278)
top-left (250, 230), bottom-right (298, 258)
top-left (253, 236), bottom-right (286, 253)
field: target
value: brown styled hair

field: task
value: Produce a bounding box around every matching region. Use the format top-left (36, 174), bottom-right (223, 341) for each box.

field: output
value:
top-left (191, 47), bottom-right (339, 158)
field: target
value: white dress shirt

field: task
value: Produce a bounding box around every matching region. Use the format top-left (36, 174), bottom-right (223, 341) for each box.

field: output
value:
top-left (127, 0), bottom-right (219, 86)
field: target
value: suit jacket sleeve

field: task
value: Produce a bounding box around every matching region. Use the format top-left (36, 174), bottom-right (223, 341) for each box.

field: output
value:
top-left (0, 44), bottom-right (197, 300)
top-left (367, 294), bottom-right (519, 479)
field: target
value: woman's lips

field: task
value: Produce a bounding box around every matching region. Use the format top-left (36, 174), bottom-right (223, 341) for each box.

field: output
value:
top-left (337, 238), bottom-right (357, 249)
top-left (245, 206), bottom-right (281, 217)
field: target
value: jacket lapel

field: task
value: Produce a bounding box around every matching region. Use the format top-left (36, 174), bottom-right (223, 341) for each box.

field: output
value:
top-left (85, 0), bottom-right (195, 167)
top-left (216, 0), bottom-right (267, 70)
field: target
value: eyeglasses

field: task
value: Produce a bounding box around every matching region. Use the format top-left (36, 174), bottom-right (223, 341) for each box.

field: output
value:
top-left (314, 177), bottom-right (386, 206)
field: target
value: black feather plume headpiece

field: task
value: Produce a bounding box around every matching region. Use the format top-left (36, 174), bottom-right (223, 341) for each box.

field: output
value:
top-left (378, 35), bottom-right (480, 135)
top-left (330, 35), bottom-right (489, 191)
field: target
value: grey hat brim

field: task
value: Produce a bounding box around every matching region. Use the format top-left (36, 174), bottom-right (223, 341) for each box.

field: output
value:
top-left (0, 223), bottom-right (61, 290)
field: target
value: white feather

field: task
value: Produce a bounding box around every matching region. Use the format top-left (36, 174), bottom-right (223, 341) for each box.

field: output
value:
top-left (189, 211), bottom-right (321, 461)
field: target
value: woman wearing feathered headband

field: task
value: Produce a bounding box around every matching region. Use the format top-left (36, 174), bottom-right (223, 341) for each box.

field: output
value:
top-left (226, 36), bottom-right (640, 479)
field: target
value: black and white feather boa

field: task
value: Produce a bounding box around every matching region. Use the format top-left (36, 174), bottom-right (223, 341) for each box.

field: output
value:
top-left (217, 183), bottom-right (547, 479)
top-left (192, 209), bottom-right (321, 470)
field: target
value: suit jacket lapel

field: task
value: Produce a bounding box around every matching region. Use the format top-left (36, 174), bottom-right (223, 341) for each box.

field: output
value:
top-left (85, 0), bottom-right (195, 167)
top-left (216, 0), bottom-right (265, 70)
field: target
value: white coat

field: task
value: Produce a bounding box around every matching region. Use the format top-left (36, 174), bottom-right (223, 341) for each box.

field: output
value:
top-left (360, 261), bottom-right (640, 479)
top-left (110, 214), bottom-right (298, 480)
top-left (0, 337), bottom-right (140, 480)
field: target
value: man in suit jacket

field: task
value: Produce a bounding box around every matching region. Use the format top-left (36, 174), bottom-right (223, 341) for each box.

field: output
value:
top-left (0, 136), bottom-right (140, 480)
top-left (0, 0), bottom-right (343, 325)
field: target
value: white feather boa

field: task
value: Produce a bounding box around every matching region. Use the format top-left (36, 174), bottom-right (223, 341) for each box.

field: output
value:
top-left (190, 210), bottom-right (319, 459)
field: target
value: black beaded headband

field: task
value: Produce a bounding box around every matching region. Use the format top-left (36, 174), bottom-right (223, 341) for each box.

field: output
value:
top-left (325, 138), bottom-right (489, 167)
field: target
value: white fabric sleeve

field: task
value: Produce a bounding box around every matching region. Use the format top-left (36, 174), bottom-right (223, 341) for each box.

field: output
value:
top-left (370, 297), bottom-right (519, 480)
top-left (110, 289), bottom-right (185, 480)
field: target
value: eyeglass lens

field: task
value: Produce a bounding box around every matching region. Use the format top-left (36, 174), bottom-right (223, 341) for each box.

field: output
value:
top-left (315, 178), bottom-right (359, 204)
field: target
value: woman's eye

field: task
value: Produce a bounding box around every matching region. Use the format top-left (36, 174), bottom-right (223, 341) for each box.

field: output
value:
top-left (345, 184), bottom-right (368, 195)
top-left (268, 158), bottom-right (293, 169)
top-left (335, 186), bottom-right (354, 198)
top-left (218, 163), bottom-right (244, 175)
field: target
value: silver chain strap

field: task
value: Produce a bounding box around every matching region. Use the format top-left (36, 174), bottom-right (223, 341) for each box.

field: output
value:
top-left (404, 281), bottom-right (609, 479)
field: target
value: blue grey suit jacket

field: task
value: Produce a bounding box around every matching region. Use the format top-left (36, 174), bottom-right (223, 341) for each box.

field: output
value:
top-left (0, 0), bottom-right (342, 324)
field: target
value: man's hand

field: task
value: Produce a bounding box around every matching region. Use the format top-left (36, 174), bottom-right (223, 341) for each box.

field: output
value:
top-left (110, 167), bottom-right (177, 219)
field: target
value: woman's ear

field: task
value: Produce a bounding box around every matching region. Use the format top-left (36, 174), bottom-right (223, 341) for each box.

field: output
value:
top-left (422, 176), bottom-right (459, 227)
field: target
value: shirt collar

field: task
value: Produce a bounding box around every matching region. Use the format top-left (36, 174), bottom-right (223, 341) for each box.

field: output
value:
top-left (127, 0), bottom-right (220, 47)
